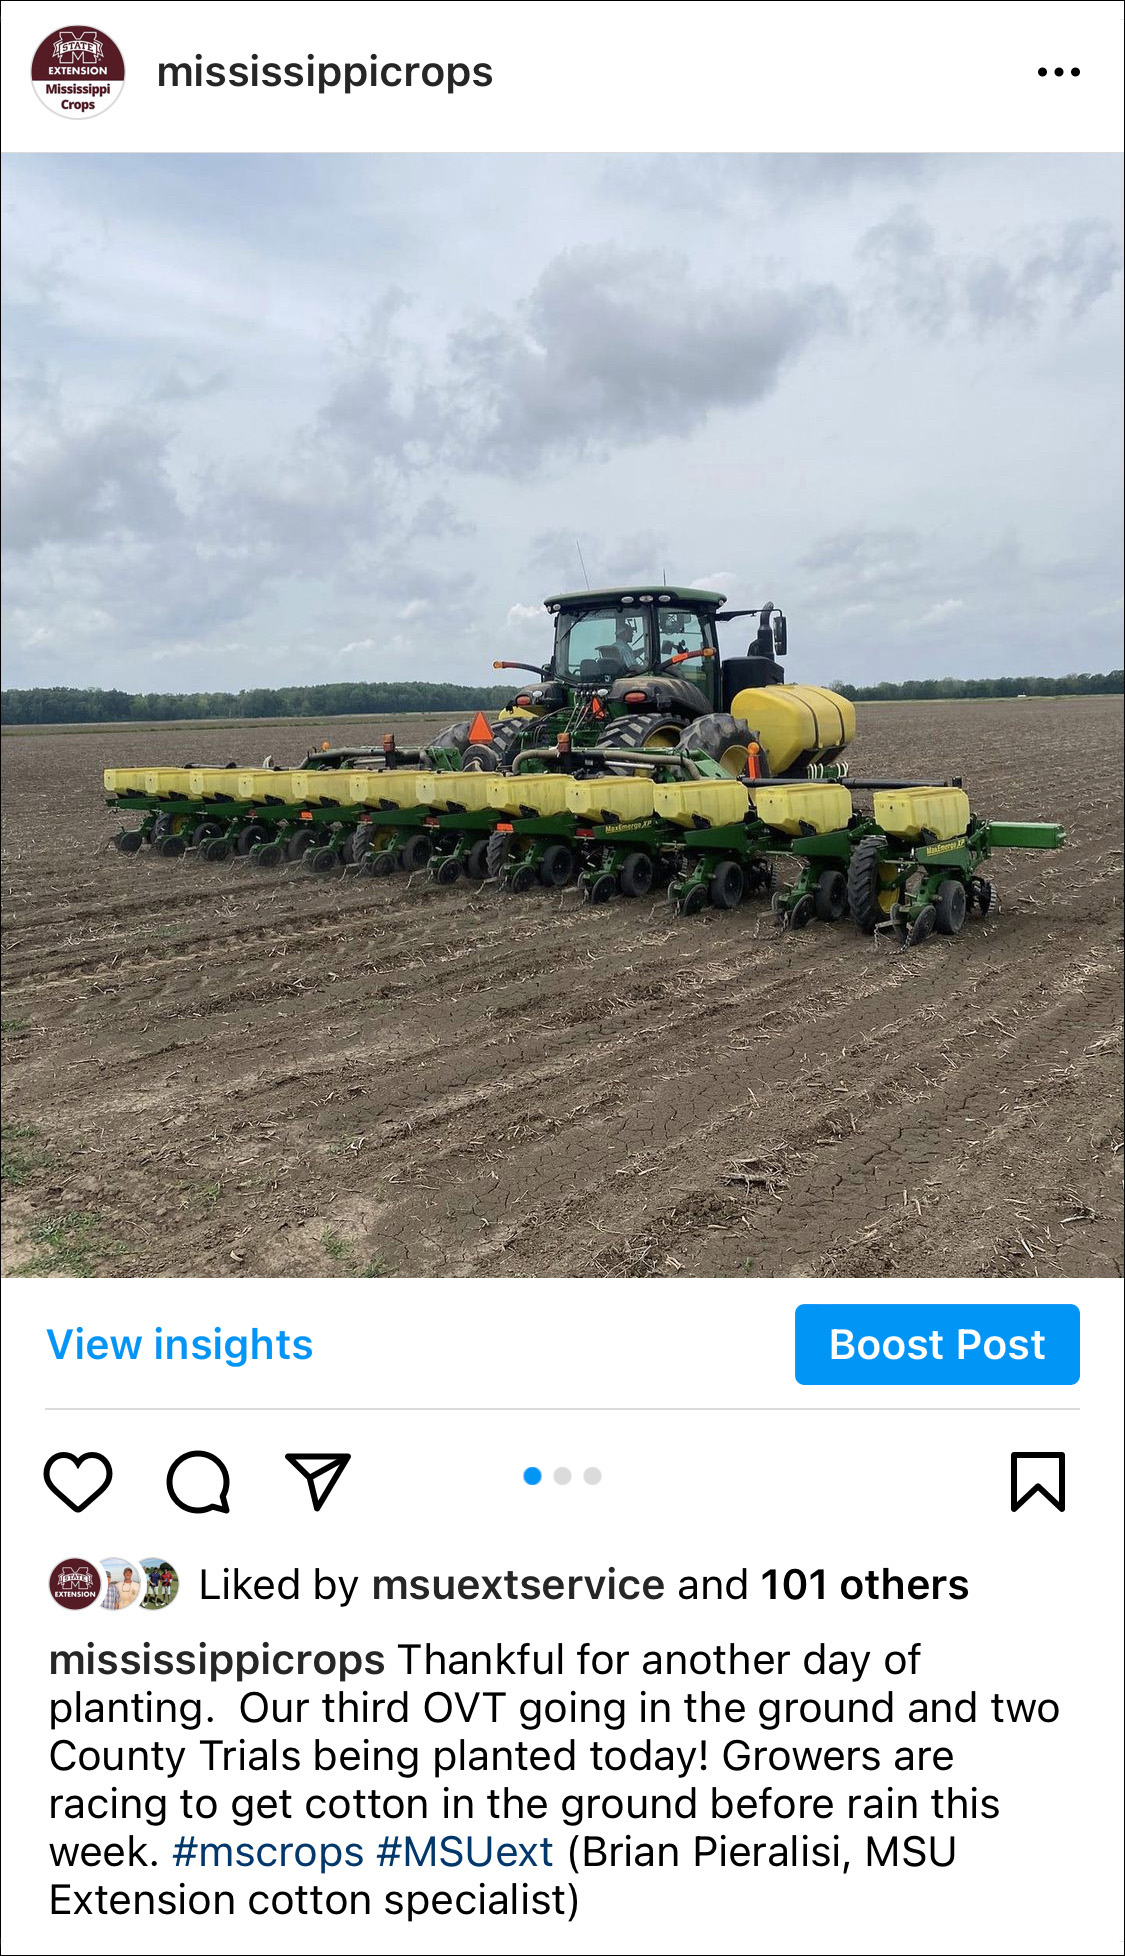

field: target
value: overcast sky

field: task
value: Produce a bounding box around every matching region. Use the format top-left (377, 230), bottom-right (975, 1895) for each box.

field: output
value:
top-left (1, 152), bottom-right (1121, 692)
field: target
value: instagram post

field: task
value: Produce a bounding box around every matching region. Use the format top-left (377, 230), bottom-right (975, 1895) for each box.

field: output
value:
top-left (1, 3), bottom-right (1123, 1953)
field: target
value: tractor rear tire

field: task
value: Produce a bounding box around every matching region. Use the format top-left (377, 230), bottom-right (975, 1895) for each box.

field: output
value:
top-left (814, 868), bottom-right (848, 922)
top-left (399, 833), bottom-right (433, 873)
top-left (426, 719), bottom-right (473, 760)
top-left (934, 878), bottom-right (968, 936)
top-left (677, 713), bottom-right (756, 777)
top-left (618, 851), bottom-right (655, 898)
top-left (487, 723), bottom-right (525, 767)
top-left (348, 825), bottom-right (373, 864)
top-left (597, 713), bottom-right (687, 768)
top-left (847, 835), bottom-right (895, 934)
top-left (709, 859), bottom-right (745, 909)
top-left (538, 843), bottom-right (574, 887)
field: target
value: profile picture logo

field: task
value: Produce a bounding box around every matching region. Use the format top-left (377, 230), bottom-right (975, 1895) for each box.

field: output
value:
top-left (32, 23), bottom-right (125, 119)
top-left (49, 1557), bottom-right (102, 1610)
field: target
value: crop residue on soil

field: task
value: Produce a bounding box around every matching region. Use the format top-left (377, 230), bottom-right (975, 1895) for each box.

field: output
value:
top-left (2, 698), bottom-right (1122, 1279)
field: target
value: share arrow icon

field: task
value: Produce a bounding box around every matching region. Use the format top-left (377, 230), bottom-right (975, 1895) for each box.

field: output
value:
top-left (286, 1453), bottom-right (351, 1512)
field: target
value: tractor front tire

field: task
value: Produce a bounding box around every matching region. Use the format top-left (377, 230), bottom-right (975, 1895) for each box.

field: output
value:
top-left (676, 713), bottom-right (757, 777)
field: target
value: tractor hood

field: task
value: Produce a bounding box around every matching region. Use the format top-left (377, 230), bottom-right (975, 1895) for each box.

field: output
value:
top-left (604, 672), bottom-right (712, 717)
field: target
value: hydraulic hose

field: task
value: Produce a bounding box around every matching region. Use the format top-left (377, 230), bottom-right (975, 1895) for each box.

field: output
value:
top-left (512, 746), bottom-right (701, 778)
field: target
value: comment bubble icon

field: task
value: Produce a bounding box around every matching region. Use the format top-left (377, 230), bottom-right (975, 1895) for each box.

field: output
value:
top-left (166, 1450), bottom-right (231, 1515)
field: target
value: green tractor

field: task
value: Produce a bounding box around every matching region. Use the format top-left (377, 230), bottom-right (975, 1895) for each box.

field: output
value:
top-left (300, 584), bottom-right (845, 783)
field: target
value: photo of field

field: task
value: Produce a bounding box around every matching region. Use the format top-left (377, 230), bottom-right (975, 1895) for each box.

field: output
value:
top-left (2, 695), bottom-right (1120, 1281)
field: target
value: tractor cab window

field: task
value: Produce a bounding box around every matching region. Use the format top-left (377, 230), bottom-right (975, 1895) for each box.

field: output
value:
top-left (656, 607), bottom-right (717, 697)
top-left (555, 607), bottom-right (650, 682)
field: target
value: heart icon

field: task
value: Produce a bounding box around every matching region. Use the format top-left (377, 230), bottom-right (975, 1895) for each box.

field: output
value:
top-left (44, 1452), bottom-right (113, 1513)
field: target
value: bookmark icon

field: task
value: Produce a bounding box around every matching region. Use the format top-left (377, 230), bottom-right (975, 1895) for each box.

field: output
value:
top-left (1010, 1452), bottom-right (1065, 1512)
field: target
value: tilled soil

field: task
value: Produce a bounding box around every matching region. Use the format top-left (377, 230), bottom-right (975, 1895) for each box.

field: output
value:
top-left (2, 698), bottom-right (1121, 1279)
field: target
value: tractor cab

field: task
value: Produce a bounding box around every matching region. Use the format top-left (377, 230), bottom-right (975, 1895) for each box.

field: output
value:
top-left (540, 586), bottom-right (788, 714)
top-left (487, 583), bottom-right (793, 755)
top-left (545, 586), bottom-right (726, 710)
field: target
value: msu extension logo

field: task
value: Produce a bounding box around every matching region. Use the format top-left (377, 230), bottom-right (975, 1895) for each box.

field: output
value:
top-left (31, 22), bottom-right (125, 118)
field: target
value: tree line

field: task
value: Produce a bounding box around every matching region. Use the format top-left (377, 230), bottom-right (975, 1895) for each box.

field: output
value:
top-left (1, 669), bottom-right (1121, 725)
top-left (0, 680), bottom-right (515, 726)
top-left (831, 672), bottom-right (1123, 702)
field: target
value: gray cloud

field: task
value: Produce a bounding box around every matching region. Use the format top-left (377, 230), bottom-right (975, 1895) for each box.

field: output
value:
top-left (1, 155), bottom-right (1120, 691)
top-left (312, 246), bottom-right (845, 478)
top-left (146, 368), bottom-right (229, 404)
top-left (404, 495), bottom-right (475, 541)
top-left (859, 205), bottom-right (1123, 333)
top-left (435, 246), bottom-right (846, 472)
top-left (528, 527), bottom-right (673, 585)
top-left (601, 153), bottom-right (935, 217)
top-left (1, 413), bottom-right (182, 550)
